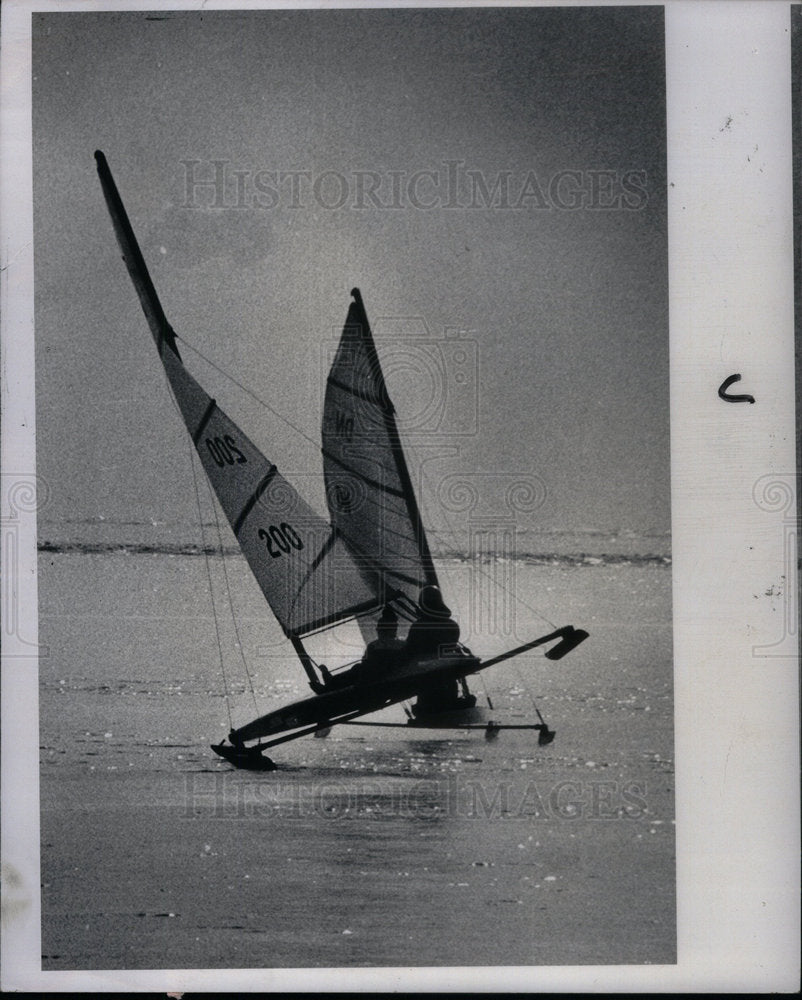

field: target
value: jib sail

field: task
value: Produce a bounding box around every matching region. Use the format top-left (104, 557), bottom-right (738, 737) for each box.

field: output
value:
top-left (322, 289), bottom-right (438, 610)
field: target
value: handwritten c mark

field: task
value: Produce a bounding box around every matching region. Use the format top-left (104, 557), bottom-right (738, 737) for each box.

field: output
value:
top-left (718, 374), bottom-right (755, 404)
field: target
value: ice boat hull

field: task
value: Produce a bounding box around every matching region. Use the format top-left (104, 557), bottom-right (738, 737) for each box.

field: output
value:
top-left (231, 652), bottom-right (482, 744)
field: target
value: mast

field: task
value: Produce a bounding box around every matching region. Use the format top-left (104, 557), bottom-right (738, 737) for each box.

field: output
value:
top-left (348, 289), bottom-right (438, 590)
top-left (94, 150), bottom-right (181, 360)
top-left (289, 634), bottom-right (324, 689)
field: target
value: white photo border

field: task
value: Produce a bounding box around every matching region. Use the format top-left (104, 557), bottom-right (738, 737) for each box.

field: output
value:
top-left (1, 0), bottom-right (798, 992)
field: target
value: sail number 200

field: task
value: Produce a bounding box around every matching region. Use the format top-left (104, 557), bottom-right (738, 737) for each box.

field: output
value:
top-left (258, 523), bottom-right (304, 558)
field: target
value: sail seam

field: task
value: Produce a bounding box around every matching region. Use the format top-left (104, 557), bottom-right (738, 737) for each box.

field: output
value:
top-left (321, 448), bottom-right (405, 498)
top-left (233, 466), bottom-right (279, 535)
top-left (332, 479), bottom-right (408, 513)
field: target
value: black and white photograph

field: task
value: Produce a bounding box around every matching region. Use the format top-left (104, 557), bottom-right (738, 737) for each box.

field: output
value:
top-left (1, 0), bottom-right (798, 992)
top-left (36, 3), bottom-right (674, 971)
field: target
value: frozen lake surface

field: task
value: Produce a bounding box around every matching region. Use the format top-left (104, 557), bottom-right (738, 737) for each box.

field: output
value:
top-left (39, 553), bottom-right (675, 969)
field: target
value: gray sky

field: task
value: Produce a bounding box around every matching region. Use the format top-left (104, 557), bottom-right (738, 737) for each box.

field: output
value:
top-left (33, 7), bottom-right (669, 552)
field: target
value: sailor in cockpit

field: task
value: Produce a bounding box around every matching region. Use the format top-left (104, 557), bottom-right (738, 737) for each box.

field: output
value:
top-left (318, 604), bottom-right (404, 690)
top-left (405, 585), bottom-right (476, 715)
top-left (320, 587), bottom-right (473, 701)
top-left (405, 585), bottom-right (460, 658)
top-left (362, 604), bottom-right (406, 673)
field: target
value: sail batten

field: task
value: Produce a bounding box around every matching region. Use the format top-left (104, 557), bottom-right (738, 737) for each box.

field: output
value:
top-left (321, 447), bottom-right (407, 499)
top-left (326, 373), bottom-right (389, 411)
top-left (233, 466), bottom-right (278, 535)
top-left (335, 515), bottom-right (418, 549)
top-left (295, 597), bottom-right (385, 637)
top-left (192, 398), bottom-right (217, 445)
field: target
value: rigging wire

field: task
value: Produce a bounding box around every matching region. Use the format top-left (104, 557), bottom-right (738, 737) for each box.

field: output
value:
top-left (175, 333), bottom-right (321, 453)
top-left (200, 463), bottom-right (260, 716)
top-left (470, 555), bottom-right (557, 631)
top-left (186, 442), bottom-right (233, 730)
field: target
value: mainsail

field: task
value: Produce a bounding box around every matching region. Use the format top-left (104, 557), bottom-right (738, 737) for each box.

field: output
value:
top-left (322, 289), bottom-right (438, 610)
top-left (95, 151), bottom-right (380, 639)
